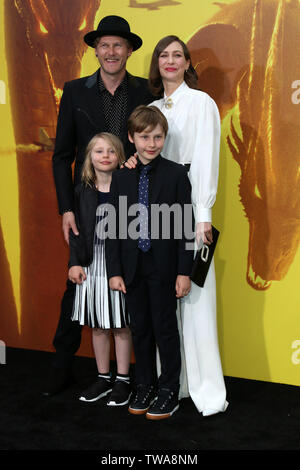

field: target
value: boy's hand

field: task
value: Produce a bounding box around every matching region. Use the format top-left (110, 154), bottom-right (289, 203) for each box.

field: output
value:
top-left (124, 153), bottom-right (138, 169)
top-left (68, 266), bottom-right (86, 284)
top-left (109, 276), bottom-right (127, 294)
top-left (175, 275), bottom-right (191, 298)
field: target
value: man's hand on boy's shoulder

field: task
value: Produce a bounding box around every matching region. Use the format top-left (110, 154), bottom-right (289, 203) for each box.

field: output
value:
top-left (175, 275), bottom-right (191, 298)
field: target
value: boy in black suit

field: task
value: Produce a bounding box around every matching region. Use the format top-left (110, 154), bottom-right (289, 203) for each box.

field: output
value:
top-left (105, 105), bottom-right (194, 419)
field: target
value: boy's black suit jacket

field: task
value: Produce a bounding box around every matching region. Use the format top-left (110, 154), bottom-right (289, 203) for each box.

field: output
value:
top-left (52, 70), bottom-right (153, 214)
top-left (105, 156), bottom-right (194, 286)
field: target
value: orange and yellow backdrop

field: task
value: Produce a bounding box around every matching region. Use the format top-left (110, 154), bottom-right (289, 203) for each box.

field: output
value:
top-left (1, 0), bottom-right (300, 385)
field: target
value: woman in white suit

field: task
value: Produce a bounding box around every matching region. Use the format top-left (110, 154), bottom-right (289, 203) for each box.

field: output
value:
top-left (128, 35), bottom-right (228, 416)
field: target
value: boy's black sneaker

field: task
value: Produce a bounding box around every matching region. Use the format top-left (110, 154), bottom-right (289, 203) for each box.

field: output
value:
top-left (146, 388), bottom-right (179, 420)
top-left (107, 380), bottom-right (131, 407)
top-left (79, 377), bottom-right (112, 402)
top-left (128, 384), bottom-right (157, 415)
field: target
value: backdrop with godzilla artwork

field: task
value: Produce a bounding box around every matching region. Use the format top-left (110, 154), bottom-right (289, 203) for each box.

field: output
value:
top-left (0, 0), bottom-right (299, 385)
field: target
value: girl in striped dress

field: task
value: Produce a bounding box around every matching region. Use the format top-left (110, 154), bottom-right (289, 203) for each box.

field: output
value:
top-left (69, 132), bottom-right (131, 406)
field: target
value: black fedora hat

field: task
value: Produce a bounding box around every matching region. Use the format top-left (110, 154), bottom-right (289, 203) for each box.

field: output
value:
top-left (84, 15), bottom-right (142, 51)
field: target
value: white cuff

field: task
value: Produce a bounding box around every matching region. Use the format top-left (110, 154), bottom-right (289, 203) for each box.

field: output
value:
top-left (195, 206), bottom-right (212, 223)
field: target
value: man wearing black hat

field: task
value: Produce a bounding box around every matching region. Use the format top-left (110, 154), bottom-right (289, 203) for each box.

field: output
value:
top-left (44, 16), bottom-right (153, 397)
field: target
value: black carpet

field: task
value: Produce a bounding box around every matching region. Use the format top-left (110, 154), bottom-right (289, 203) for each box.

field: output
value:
top-left (1, 347), bottom-right (300, 460)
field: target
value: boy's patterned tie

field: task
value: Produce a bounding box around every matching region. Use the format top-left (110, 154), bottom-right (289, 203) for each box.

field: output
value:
top-left (138, 165), bottom-right (151, 252)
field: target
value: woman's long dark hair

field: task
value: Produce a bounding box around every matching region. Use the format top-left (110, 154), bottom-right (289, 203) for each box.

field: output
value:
top-left (149, 35), bottom-right (199, 97)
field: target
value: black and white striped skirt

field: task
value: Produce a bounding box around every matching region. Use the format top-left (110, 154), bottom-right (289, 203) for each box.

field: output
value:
top-left (72, 242), bottom-right (129, 329)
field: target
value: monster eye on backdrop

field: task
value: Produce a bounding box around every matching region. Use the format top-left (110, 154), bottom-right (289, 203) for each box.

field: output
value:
top-left (188, 0), bottom-right (300, 291)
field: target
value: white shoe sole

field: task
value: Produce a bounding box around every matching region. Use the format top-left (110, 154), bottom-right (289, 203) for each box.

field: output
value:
top-left (79, 388), bottom-right (112, 402)
top-left (107, 393), bottom-right (132, 407)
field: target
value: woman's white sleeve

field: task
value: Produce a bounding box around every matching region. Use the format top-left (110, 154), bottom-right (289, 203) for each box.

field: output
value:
top-left (189, 94), bottom-right (221, 223)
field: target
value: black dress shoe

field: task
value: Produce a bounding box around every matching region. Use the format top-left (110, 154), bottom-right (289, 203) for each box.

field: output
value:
top-left (146, 388), bottom-right (179, 420)
top-left (42, 366), bottom-right (72, 397)
top-left (128, 384), bottom-right (157, 415)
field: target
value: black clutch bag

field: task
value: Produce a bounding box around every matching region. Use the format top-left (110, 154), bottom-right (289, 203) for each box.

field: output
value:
top-left (190, 226), bottom-right (220, 287)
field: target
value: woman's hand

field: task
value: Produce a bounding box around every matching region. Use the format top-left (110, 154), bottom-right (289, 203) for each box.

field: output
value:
top-left (124, 153), bottom-right (138, 169)
top-left (196, 222), bottom-right (213, 246)
top-left (68, 266), bottom-right (86, 284)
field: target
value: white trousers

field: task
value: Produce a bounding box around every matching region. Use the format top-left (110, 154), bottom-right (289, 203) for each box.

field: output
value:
top-left (177, 259), bottom-right (228, 416)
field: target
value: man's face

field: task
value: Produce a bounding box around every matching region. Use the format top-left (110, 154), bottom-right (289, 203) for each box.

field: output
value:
top-left (95, 35), bottom-right (132, 77)
top-left (129, 124), bottom-right (166, 165)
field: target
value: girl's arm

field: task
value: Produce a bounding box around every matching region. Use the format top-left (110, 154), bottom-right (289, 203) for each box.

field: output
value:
top-left (68, 266), bottom-right (87, 284)
top-left (105, 174), bottom-right (123, 279)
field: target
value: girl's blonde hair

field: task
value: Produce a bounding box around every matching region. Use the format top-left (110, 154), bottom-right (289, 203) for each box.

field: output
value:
top-left (81, 132), bottom-right (125, 187)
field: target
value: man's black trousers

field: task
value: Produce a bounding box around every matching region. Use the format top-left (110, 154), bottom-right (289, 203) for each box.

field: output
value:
top-left (52, 280), bottom-right (82, 369)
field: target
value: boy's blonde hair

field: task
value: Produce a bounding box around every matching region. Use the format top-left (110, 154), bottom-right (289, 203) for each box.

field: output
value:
top-left (127, 105), bottom-right (168, 138)
top-left (81, 132), bottom-right (125, 187)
